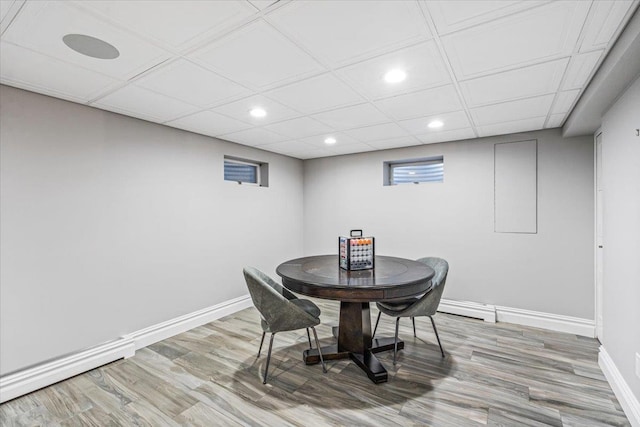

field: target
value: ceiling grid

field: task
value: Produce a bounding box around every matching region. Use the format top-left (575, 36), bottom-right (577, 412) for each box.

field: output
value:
top-left (1, 0), bottom-right (637, 159)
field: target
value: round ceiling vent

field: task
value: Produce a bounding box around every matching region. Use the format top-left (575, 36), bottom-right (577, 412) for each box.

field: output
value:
top-left (62, 34), bottom-right (120, 60)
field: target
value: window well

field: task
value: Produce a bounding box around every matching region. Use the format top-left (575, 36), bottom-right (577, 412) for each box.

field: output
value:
top-left (224, 156), bottom-right (269, 187)
top-left (384, 156), bottom-right (444, 185)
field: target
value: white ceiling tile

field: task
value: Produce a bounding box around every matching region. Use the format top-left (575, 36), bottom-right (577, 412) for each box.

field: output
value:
top-left (476, 116), bottom-right (546, 138)
top-left (425, 1), bottom-right (548, 35)
top-left (190, 19), bottom-right (323, 90)
top-left (546, 113), bottom-right (565, 129)
top-left (416, 127), bottom-right (476, 145)
top-left (311, 103), bottom-right (390, 130)
top-left (441, 1), bottom-right (590, 79)
top-left (268, 0), bottom-right (430, 66)
top-left (1, 0), bottom-right (18, 23)
top-left (90, 104), bottom-right (158, 123)
top-left (263, 117), bottom-right (333, 139)
top-left (366, 136), bottom-right (423, 150)
top-left (327, 142), bottom-right (377, 156)
top-left (212, 95), bottom-right (298, 126)
top-left (470, 94), bottom-right (555, 126)
top-left (0, 0), bottom-right (14, 22)
top-left (561, 51), bottom-right (603, 90)
top-left (398, 110), bottom-right (471, 134)
top-left (375, 85), bottom-right (462, 120)
top-left (79, 1), bottom-right (256, 49)
top-left (299, 132), bottom-right (361, 149)
top-left (459, 58), bottom-right (568, 107)
top-left (297, 148), bottom-right (336, 159)
top-left (93, 85), bottom-right (198, 122)
top-left (219, 127), bottom-right (289, 146)
top-left (134, 59), bottom-right (251, 108)
top-left (580, 0), bottom-right (634, 52)
top-left (344, 122), bottom-right (409, 142)
top-left (0, 0), bottom-right (21, 34)
top-left (337, 41), bottom-right (450, 100)
top-left (248, 1), bottom-right (278, 11)
top-left (551, 90), bottom-right (580, 115)
top-left (264, 73), bottom-right (363, 114)
top-left (166, 110), bottom-right (251, 137)
top-left (0, 41), bottom-right (121, 102)
top-left (3, 2), bottom-right (171, 80)
top-left (258, 140), bottom-right (334, 159)
top-left (258, 140), bottom-right (311, 154)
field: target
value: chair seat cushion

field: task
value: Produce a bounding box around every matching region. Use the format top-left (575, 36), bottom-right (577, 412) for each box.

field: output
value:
top-left (291, 298), bottom-right (321, 318)
top-left (377, 297), bottom-right (421, 314)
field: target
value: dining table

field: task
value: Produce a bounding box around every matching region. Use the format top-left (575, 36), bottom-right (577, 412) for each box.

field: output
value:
top-left (276, 254), bottom-right (434, 383)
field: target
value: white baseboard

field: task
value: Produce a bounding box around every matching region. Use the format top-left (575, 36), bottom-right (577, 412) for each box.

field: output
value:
top-left (599, 346), bottom-right (640, 427)
top-left (0, 295), bottom-right (597, 403)
top-left (495, 305), bottom-right (595, 338)
top-left (438, 298), bottom-right (595, 338)
top-left (123, 294), bottom-right (253, 351)
top-left (438, 298), bottom-right (496, 322)
top-left (0, 295), bottom-right (252, 403)
top-left (0, 339), bottom-right (135, 404)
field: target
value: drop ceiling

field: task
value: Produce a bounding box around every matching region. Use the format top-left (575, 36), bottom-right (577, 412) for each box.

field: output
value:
top-left (1, 0), bottom-right (637, 159)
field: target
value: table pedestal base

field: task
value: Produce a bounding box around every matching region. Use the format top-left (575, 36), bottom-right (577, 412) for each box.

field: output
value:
top-left (303, 337), bottom-right (404, 383)
top-left (303, 301), bottom-right (403, 383)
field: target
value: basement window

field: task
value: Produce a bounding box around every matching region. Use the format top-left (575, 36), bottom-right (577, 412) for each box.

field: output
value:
top-left (384, 156), bottom-right (444, 185)
top-left (224, 156), bottom-right (269, 187)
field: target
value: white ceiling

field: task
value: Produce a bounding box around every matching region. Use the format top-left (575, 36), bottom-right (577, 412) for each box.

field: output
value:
top-left (1, 0), bottom-right (637, 159)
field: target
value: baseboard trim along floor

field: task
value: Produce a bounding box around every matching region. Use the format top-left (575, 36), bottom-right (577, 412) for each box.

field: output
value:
top-left (438, 298), bottom-right (596, 338)
top-left (0, 339), bottom-right (135, 404)
top-left (1, 295), bottom-right (597, 403)
top-left (0, 295), bottom-right (253, 403)
top-left (1, 300), bottom-right (629, 425)
top-left (599, 345), bottom-right (640, 427)
top-left (438, 299), bottom-right (497, 322)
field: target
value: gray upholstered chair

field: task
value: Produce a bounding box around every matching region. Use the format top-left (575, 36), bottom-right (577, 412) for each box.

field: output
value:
top-left (372, 257), bottom-right (449, 364)
top-left (243, 267), bottom-right (327, 384)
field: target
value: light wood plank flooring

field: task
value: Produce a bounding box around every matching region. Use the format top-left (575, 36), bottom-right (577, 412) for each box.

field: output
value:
top-left (0, 300), bottom-right (630, 426)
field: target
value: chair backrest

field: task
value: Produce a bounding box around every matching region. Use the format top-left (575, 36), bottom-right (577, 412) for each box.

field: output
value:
top-left (246, 266), bottom-right (298, 301)
top-left (410, 257), bottom-right (449, 317)
top-left (418, 257), bottom-right (449, 289)
top-left (243, 267), bottom-right (317, 332)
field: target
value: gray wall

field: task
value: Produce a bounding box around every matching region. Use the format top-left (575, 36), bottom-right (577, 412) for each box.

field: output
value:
top-left (601, 76), bottom-right (640, 399)
top-left (0, 85), bottom-right (304, 375)
top-left (304, 129), bottom-right (595, 319)
top-left (0, 83), bottom-right (600, 378)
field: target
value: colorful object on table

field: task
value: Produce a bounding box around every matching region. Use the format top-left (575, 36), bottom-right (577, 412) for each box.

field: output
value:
top-left (339, 229), bottom-right (375, 271)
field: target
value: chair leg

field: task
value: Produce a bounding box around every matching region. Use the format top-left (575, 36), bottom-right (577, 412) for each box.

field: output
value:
top-left (412, 317), bottom-right (416, 337)
top-left (257, 331), bottom-right (266, 358)
top-left (393, 317), bottom-right (400, 365)
top-left (372, 311), bottom-right (381, 339)
top-left (306, 328), bottom-right (312, 349)
top-left (263, 333), bottom-right (276, 384)
top-left (311, 326), bottom-right (327, 374)
top-left (430, 316), bottom-right (445, 358)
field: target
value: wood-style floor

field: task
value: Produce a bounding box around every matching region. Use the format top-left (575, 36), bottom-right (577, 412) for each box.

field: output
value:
top-left (0, 300), bottom-right (630, 426)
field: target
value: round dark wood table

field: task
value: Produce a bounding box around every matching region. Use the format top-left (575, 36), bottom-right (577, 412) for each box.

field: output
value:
top-left (276, 255), bottom-right (434, 383)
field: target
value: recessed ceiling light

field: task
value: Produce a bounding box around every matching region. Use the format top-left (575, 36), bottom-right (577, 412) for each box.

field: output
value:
top-left (428, 120), bottom-right (444, 129)
top-left (249, 107), bottom-right (267, 118)
top-left (62, 34), bottom-right (119, 60)
top-left (384, 69), bottom-right (406, 84)
top-left (324, 137), bottom-right (337, 145)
